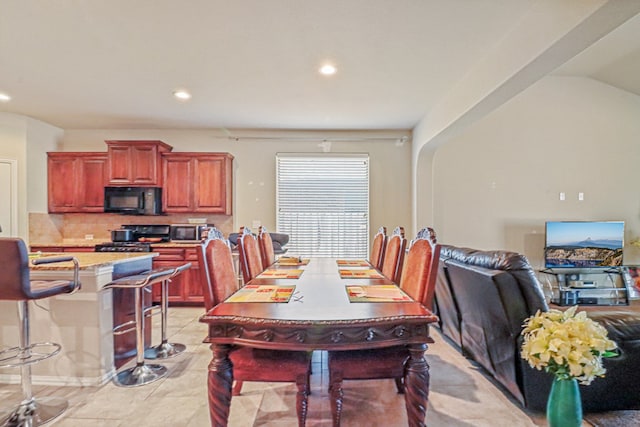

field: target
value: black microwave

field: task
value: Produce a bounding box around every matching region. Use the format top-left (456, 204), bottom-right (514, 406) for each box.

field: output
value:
top-left (104, 187), bottom-right (163, 215)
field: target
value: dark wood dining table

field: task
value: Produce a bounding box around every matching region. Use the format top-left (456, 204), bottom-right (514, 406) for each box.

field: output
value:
top-left (199, 257), bottom-right (438, 427)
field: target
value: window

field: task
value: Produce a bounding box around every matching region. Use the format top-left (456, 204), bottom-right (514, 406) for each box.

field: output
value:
top-left (276, 153), bottom-right (369, 258)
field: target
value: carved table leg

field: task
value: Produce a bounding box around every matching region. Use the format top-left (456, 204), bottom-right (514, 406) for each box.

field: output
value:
top-left (207, 344), bottom-right (233, 427)
top-left (295, 375), bottom-right (309, 427)
top-left (329, 374), bottom-right (344, 427)
top-left (404, 343), bottom-right (429, 427)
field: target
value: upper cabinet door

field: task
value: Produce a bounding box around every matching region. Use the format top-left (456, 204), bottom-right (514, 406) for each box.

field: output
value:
top-left (193, 155), bottom-right (233, 214)
top-left (162, 153), bottom-right (233, 214)
top-left (78, 154), bottom-right (108, 211)
top-left (162, 155), bottom-right (193, 212)
top-left (106, 140), bottom-right (172, 186)
top-left (48, 154), bottom-right (79, 212)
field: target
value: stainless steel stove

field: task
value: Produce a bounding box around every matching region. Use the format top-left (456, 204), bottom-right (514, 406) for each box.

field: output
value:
top-left (95, 242), bottom-right (152, 252)
top-left (96, 224), bottom-right (170, 252)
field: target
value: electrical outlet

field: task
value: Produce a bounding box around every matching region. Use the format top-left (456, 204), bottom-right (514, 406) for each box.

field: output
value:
top-left (578, 192), bottom-right (584, 201)
top-left (85, 234), bottom-right (94, 240)
top-left (559, 192), bottom-right (565, 201)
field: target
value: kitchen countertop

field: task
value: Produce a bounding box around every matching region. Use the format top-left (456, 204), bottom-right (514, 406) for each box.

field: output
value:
top-left (30, 252), bottom-right (157, 270)
top-left (30, 240), bottom-right (202, 248)
top-left (30, 239), bottom-right (109, 247)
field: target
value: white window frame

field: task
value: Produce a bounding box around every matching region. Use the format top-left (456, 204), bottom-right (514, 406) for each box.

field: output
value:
top-left (276, 153), bottom-right (370, 258)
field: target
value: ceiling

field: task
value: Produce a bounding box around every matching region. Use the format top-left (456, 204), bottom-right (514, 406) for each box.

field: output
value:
top-left (0, 1), bottom-right (638, 131)
top-left (553, 12), bottom-right (640, 96)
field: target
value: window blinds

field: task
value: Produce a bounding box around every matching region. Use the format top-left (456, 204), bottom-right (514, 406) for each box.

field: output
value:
top-left (276, 153), bottom-right (369, 258)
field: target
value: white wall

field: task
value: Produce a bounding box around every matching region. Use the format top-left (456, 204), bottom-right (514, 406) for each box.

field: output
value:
top-left (0, 113), bottom-right (62, 239)
top-left (59, 129), bottom-right (412, 240)
top-left (26, 118), bottom-right (64, 213)
top-left (429, 76), bottom-right (640, 268)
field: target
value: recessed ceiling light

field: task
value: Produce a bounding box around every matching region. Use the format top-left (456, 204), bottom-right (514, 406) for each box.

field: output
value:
top-left (173, 90), bottom-right (191, 100)
top-left (0, 93), bottom-right (11, 102)
top-left (319, 64), bottom-right (337, 76)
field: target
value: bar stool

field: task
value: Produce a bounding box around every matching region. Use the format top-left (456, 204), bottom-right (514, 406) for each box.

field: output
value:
top-left (0, 238), bottom-right (81, 427)
top-left (144, 263), bottom-right (191, 360)
top-left (103, 268), bottom-right (175, 387)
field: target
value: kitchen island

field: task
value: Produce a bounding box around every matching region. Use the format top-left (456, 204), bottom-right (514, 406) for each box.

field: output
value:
top-left (0, 252), bottom-right (156, 386)
top-left (30, 241), bottom-right (204, 305)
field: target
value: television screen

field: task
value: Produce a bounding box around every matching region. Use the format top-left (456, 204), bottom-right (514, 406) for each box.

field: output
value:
top-left (544, 221), bottom-right (624, 268)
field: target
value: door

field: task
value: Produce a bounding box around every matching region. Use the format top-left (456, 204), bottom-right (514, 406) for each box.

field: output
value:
top-left (0, 159), bottom-right (18, 236)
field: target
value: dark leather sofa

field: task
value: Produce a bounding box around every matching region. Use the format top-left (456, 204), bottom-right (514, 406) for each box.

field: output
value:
top-left (433, 244), bottom-right (640, 412)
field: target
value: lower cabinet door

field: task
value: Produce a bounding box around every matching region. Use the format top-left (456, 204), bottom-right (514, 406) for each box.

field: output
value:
top-left (151, 247), bottom-right (203, 305)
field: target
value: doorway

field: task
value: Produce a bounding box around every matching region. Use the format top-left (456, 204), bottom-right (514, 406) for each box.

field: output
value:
top-left (0, 159), bottom-right (18, 236)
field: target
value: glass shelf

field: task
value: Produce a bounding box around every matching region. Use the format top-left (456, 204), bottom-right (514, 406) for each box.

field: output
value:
top-left (537, 267), bottom-right (630, 306)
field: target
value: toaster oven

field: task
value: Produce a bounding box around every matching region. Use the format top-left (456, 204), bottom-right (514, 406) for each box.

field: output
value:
top-left (169, 224), bottom-right (211, 242)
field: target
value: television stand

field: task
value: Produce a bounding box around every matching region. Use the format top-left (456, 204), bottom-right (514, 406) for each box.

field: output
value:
top-left (538, 267), bottom-right (630, 306)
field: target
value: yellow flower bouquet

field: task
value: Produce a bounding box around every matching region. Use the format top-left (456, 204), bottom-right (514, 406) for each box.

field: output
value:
top-left (520, 306), bottom-right (618, 385)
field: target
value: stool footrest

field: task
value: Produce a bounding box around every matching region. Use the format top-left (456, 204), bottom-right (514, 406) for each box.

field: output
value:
top-left (143, 305), bottom-right (161, 318)
top-left (0, 342), bottom-right (62, 369)
top-left (112, 320), bottom-right (137, 336)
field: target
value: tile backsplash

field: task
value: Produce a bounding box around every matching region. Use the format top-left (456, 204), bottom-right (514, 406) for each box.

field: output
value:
top-left (29, 212), bottom-right (233, 243)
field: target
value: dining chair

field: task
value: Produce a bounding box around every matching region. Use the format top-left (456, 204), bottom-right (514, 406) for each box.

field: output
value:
top-left (369, 226), bottom-right (387, 270)
top-left (198, 227), bottom-right (312, 426)
top-left (327, 227), bottom-right (441, 427)
top-left (258, 226), bottom-right (276, 269)
top-left (380, 226), bottom-right (407, 283)
top-left (237, 226), bottom-right (264, 284)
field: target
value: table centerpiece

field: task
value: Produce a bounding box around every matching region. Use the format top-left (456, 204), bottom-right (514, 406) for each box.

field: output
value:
top-left (520, 305), bottom-right (618, 427)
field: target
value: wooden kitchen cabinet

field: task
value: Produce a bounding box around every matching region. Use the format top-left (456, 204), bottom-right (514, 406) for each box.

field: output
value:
top-left (150, 246), bottom-right (203, 305)
top-left (47, 152), bottom-right (108, 213)
top-left (30, 246), bottom-right (64, 253)
top-left (184, 247), bottom-right (203, 302)
top-left (105, 140), bottom-right (172, 186)
top-left (162, 152), bottom-right (233, 214)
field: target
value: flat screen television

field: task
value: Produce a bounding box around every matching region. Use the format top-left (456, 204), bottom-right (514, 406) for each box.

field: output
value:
top-left (544, 221), bottom-right (624, 268)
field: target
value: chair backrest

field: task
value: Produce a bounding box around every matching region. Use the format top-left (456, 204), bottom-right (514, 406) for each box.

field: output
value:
top-left (381, 226), bottom-right (407, 284)
top-left (370, 226), bottom-right (387, 270)
top-left (258, 226), bottom-right (276, 269)
top-left (0, 237), bottom-right (31, 300)
top-left (237, 226), bottom-right (264, 283)
top-left (198, 227), bottom-right (238, 311)
top-left (399, 227), bottom-right (441, 306)
top-left (0, 238), bottom-right (81, 301)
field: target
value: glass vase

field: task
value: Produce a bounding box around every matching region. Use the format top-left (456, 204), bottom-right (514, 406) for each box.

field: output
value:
top-left (546, 377), bottom-right (582, 427)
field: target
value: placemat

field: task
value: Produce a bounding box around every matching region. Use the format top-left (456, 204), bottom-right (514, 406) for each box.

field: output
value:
top-left (226, 285), bottom-right (296, 303)
top-left (277, 257), bottom-right (310, 266)
top-left (339, 269), bottom-right (384, 279)
top-left (258, 269), bottom-right (304, 279)
top-left (346, 285), bottom-right (412, 302)
top-left (336, 259), bottom-right (371, 267)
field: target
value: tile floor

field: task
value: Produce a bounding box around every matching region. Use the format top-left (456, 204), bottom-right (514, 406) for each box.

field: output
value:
top-left (0, 307), bottom-right (582, 426)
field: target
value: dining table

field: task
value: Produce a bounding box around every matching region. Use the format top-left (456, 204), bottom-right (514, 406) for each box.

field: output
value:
top-left (199, 257), bottom-right (438, 427)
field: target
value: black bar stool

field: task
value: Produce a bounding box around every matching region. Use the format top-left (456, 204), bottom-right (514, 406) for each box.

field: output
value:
top-left (144, 263), bottom-right (191, 360)
top-left (0, 238), bottom-right (81, 427)
top-left (103, 268), bottom-right (175, 387)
